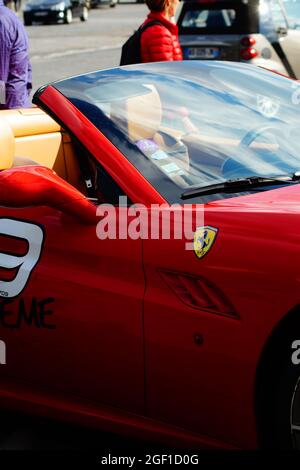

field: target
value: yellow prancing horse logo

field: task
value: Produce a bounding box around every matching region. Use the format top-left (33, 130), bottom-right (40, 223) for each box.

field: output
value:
top-left (194, 226), bottom-right (218, 259)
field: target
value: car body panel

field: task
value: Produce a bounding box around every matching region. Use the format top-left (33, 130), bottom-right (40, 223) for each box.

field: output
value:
top-left (0, 202), bottom-right (145, 413)
top-left (180, 33), bottom-right (289, 75)
top-left (278, 28), bottom-right (300, 76)
top-left (143, 187), bottom-right (300, 447)
top-left (23, 0), bottom-right (87, 24)
top-left (0, 373), bottom-right (237, 449)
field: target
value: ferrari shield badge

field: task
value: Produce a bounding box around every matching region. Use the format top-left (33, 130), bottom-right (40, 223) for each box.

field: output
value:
top-left (194, 226), bottom-right (218, 259)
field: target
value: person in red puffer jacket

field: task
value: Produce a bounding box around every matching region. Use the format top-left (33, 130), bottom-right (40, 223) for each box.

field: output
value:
top-left (140, 0), bottom-right (183, 63)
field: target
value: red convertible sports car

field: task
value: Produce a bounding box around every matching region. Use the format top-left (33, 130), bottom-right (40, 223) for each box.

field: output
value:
top-left (0, 61), bottom-right (300, 450)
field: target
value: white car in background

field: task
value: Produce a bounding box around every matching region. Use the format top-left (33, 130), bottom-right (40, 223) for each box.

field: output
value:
top-left (176, 0), bottom-right (300, 79)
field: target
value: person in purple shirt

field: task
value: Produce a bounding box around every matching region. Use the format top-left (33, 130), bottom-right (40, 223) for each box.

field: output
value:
top-left (0, 0), bottom-right (32, 109)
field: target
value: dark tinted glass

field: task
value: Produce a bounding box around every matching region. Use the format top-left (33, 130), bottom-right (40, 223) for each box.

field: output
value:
top-left (178, 1), bottom-right (259, 35)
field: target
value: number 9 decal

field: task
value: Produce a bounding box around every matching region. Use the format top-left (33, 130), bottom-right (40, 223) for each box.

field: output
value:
top-left (0, 219), bottom-right (44, 298)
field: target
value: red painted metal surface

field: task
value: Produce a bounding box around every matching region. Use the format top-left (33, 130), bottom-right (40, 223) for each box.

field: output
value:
top-left (143, 186), bottom-right (300, 448)
top-left (0, 202), bottom-right (145, 414)
top-left (0, 166), bottom-right (96, 222)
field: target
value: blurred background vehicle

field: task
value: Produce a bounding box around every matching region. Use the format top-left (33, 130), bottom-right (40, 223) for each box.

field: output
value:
top-left (283, 0), bottom-right (300, 28)
top-left (90, 0), bottom-right (117, 8)
top-left (176, 0), bottom-right (300, 79)
top-left (23, 0), bottom-right (89, 25)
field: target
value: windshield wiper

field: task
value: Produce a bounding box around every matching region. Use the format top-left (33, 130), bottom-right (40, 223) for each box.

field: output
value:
top-left (181, 174), bottom-right (300, 200)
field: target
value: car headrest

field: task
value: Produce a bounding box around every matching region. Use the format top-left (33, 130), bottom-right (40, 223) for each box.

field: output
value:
top-left (0, 117), bottom-right (14, 170)
top-left (111, 85), bottom-right (162, 142)
top-left (127, 85), bottom-right (162, 141)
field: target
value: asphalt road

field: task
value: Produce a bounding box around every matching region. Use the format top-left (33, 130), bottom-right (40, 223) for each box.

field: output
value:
top-left (27, 2), bottom-right (148, 92)
top-left (0, 2), bottom-right (162, 452)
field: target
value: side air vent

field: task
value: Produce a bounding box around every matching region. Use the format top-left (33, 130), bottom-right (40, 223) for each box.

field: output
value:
top-left (159, 270), bottom-right (238, 319)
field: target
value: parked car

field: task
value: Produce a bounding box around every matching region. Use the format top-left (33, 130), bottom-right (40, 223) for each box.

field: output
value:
top-left (90, 0), bottom-right (117, 8)
top-left (283, 0), bottom-right (300, 28)
top-left (23, 0), bottom-right (89, 25)
top-left (1, 61), bottom-right (300, 449)
top-left (176, 0), bottom-right (300, 79)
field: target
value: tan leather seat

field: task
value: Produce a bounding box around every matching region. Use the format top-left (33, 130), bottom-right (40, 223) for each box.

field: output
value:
top-left (0, 110), bottom-right (83, 192)
top-left (0, 117), bottom-right (14, 170)
top-left (110, 85), bottom-right (163, 141)
top-left (0, 116), bottom-right (42, 169)
top-left (127, 85), bottom-right (163, 142)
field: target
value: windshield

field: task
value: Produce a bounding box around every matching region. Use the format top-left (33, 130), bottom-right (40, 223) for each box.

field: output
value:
top-left (53, 61), bottom-right (300, 203)
top-left (283, 0), bottom-right (300, 27)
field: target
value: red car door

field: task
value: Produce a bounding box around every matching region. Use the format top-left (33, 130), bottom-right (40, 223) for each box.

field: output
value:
top-left (142, 206), bottom-right (257, 447)
top-left (0, 168), bottom-right (144, 414)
